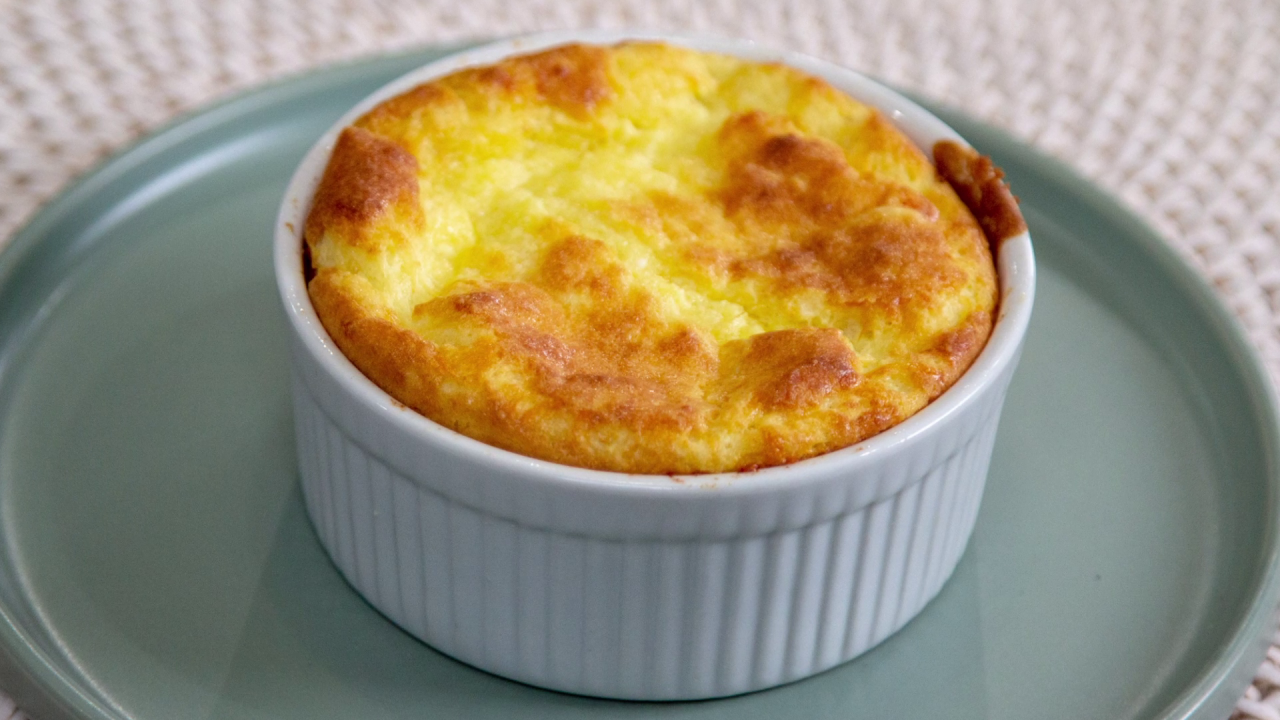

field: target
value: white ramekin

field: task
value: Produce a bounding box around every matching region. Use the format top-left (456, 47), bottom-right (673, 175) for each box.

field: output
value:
top-left (274, 30), bottom-right (1035, 701)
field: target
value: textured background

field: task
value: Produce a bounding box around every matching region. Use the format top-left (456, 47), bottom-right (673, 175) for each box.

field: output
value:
top-left (1, 0), bottom-right (1279, 718)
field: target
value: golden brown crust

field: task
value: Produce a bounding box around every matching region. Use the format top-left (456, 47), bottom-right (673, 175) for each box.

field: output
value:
top-left (738, 329), bottom-right (860, 410)
top-left (716, 111), bottom-right (939, 233)
top-left (303, 43), bottom-right (1002, 474)
top-left (359, 44), bottom-right (613, 134)
top-left (523, 44), bottom-right (613, 117)
top-left (304, 126), bottom-right (423, 252)
top-left (309, 269), bottom-right (443, 398)
top-left (907, 308), bottom-right (992, 398)
top-left (933, 140), bottom-right (1028, 252)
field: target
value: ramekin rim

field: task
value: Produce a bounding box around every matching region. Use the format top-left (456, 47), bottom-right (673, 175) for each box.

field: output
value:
top-left (273, 29), bottom-right (1036, 494)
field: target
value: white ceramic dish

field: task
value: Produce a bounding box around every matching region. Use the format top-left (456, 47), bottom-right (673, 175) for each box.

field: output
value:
top-left (274, 30), bottom-right (1036, 701)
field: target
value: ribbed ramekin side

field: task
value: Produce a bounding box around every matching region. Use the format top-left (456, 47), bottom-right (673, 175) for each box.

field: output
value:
top-left (292, 369), bottom-right (1006, 700)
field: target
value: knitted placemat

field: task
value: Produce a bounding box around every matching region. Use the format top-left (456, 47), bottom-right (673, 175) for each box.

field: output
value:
top-left (2, 0), bottom-right (1279, 718)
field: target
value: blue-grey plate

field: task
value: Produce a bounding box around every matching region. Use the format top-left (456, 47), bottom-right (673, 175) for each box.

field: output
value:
top-left (0, 46), bottom-right (1277, 720)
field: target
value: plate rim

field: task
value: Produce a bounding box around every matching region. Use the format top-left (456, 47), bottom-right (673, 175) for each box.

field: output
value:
top-left (934, 102), bottom-right (1280, 720)
top-left (0, 45), bottom-right (1278, 720)
top-left (0, 47), bottom-right (477, 720)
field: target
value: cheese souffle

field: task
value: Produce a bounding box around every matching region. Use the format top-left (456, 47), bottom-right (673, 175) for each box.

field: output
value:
top-left (303, 42), bottom-right (1013, 474)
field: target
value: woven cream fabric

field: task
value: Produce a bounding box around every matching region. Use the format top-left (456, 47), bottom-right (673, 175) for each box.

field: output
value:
top-left (1, 0), bottom-right (1279, 717)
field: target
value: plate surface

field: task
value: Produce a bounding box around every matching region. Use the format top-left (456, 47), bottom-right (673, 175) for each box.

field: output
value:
top-left (0, 47), bottom-right (1277, 720)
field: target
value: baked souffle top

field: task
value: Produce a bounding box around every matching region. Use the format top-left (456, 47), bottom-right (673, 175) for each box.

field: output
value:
top-left (303, 42), bottom-right (1016, 474)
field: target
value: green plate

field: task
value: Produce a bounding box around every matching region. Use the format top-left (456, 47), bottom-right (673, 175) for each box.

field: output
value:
top-left (0, 46), bottom-right (1277, 720)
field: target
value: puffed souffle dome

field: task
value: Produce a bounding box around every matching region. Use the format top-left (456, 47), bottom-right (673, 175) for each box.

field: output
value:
top-left (301, 41), bottom-right (1023, 475)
